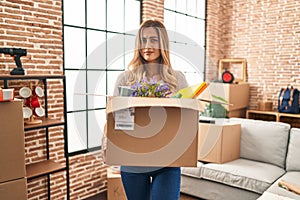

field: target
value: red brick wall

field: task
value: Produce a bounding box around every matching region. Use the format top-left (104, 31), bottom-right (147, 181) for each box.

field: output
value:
top-left (206, 0), bottom-right (300, 110)
top-left (206, 0), bottom-right (225, 81)
top-left (2, 0), bottom-right (300, 199)
top-left (69, 152), bottom-right (107, 200)
top-left (142, 0), bottom-right (164, 22)
top-left (0, 0), bottom-right (63, 75)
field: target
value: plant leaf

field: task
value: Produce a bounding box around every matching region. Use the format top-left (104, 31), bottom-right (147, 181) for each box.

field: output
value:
top-left (212, 94), bottom-right (228, 103)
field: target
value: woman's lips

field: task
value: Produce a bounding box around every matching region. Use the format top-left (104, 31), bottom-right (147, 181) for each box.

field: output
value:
top-left (144, 51), bottom-right (153, 55)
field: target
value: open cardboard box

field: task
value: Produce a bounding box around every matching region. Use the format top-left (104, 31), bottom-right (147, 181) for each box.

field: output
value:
top-left (106, 97), bottom-right (205, 167)
top-left (199, 82), bottom-right (250, 111)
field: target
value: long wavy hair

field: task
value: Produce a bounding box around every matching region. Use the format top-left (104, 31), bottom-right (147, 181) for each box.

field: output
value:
top-left (126, 20), bottom-right (178, 93)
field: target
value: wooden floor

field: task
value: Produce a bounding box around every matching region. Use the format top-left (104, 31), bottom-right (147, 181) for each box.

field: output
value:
top-left (84, 192), bottom-right (202, 200)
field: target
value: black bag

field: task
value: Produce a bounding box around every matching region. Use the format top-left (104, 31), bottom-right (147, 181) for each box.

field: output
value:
top-left (278, 86), bottom-right (299, 114)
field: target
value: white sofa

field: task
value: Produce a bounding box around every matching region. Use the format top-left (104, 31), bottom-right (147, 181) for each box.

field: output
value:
top-left (181, 118), bottom-right (300, 200)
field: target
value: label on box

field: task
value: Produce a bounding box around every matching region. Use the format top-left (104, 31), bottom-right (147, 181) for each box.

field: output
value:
top-left (114, 108), bottom-right (135, 130)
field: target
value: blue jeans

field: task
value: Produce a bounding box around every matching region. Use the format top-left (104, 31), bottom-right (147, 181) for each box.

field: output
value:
top-left (121, 167), bottom-right (181, 200)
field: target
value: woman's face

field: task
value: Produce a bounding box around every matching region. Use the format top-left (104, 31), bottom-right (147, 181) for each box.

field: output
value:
top-left (140, 27), bottom-right (161, 63)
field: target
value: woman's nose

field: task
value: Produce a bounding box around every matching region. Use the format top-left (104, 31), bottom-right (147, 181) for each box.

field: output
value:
top-left (144, 39), bottom-right (151, 48)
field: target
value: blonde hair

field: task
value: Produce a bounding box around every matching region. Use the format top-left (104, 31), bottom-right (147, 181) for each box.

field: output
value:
top-left (126, 20), bottom-right (178, 93)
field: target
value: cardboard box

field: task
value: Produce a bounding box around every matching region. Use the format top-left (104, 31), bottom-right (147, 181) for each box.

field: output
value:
top-left (107, 167), bottom-right (127, 200)
top-left (0, 100), bottom-right (26, 183)
top-left (198, 123), bottom-right (241, 164)
top-left (199, 82), bottom-right (250, 112)
top-left (106, 97), bottom-right (203, 167)
top-left (0, 178), bottom-right (27, 200)
top-left (0, 88), bottom-right (14, 101)
top-left (227, 108), bottom-right (247, 118)
top-left (258, 101), bottom-right (273, 111)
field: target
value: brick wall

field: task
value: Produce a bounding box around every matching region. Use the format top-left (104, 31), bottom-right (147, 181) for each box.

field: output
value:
top-left (206, 0), bottom-right (225, 81)
top-left (142, 0), bottom-right (164, 22)
top-left (206, 0), bottom-right (300, 110)
top-left (69, 152), bottom-right (107, 200)
top-left (1, 0), bottom-right (300, 199)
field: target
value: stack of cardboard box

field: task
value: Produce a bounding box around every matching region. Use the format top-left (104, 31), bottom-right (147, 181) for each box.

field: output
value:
top-left (0, 101), bottom-right (27, 199)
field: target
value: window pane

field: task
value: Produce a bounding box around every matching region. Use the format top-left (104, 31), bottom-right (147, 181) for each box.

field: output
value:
top-left (196, 0), bottom-right (206, 19)
top-left (107, 0), bottom-right (124, 32)
top-left (199, 19), bottom-right (206, 46)
top-left (164, 10), bottom-right (176, 42)
top-left (68, 112), bottom-right (87, 153)
top-left (125, 0), bottom-right (140, 32)
top-left (170, 42), bottom-right (205, 82)
top-left (88, 109), bottom-right (106, 148)
top-left (125, 34), bottom-right (136, 67)
top-left (186, 19), bottom-right (205, 47)
top-left (65, 70), bottom-right (86, 111)
top-left (176, 0), bottom-right (187, 13)
top-left (107, 33), bottom-right (125, 70)
top-left (164, 0), bottom-right (175, 10)
top-left (172, 51), bottom-right (204, 85)
top-left (87, 0), bottom-right (106, 29)
top-left (63, 0), bottom-right (85, 27)
top-left (87, 71), bottom-right (107, 109)
top-left (186, 0), bottom-right (197, 16)
top-left (175, 14), bottom-right (187, 43)
top-left (107, 71), bottom-right (123, 96)
top-left (87, 30), bottom-right (106, 70)
top-left (164, 0), bottom-right (206, 87)
top-left (64, 27), bottom-right (86, 69)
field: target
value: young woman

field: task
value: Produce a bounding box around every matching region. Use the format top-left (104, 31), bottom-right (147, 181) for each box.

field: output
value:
top-left (112, 19), bottom-right (188, 200)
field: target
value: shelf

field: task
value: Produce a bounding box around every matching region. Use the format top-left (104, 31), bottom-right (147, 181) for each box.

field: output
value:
top-left (2, 75), bottom-right (70, 199)
top-left (26, 160), bottom-right (66, 179)
top-left (246, 109), bottom-right (278, 121)
top-left (24, 118), bottom-right (64, 131)
top-left (246, 109), bottom-right (300, 128)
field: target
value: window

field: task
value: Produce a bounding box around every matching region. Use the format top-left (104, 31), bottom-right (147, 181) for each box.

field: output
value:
top-left (63, 0), bottom-right (141, 154)
top-left (164, 0), bottom-right (206, 85)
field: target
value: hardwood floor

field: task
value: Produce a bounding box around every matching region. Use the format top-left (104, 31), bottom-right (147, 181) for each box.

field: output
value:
top-left (84, 192), bottom-right (202, 200)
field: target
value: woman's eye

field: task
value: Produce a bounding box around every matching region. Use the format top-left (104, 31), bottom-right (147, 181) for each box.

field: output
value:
top-left (151, 39), bottom-right (158, 43)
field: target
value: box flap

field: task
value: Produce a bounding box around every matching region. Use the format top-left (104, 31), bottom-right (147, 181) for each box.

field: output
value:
top-left (106, 96), bottom-right (204, 114)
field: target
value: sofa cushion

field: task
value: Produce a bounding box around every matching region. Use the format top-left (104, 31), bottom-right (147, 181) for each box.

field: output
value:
top-left (286, 128), bottom-right (300, 171)
top-left (230, 118), bottom-right (290, 168)
top-left (201, 158), bottom-right (286, 194)
top-left (181, 161), bottom-right (203, 178)
top-left (265, 171), bottom-right (300, 200)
